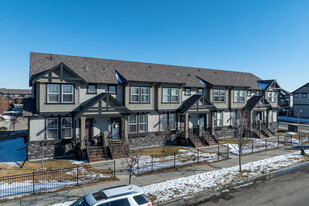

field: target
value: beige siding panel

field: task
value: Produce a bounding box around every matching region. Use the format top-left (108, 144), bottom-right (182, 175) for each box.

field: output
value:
top-left (125, 84), bottom-right (155, 111)
top-left (39, 83), bottom-right (79, 113)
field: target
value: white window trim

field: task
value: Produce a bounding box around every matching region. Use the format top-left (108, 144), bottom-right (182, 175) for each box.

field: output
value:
top-left (171, 88), bottom-right (179, 102)
top-left (234, 90), bottom-right (245, 103)
top-left (129, 115), bottom-right (137, 133)
top-left (131, 87), bottom-right (140, 103)
top-left (169, 113), bottom-right (176, 130)
top-left (141, 87), bottom-right (150, 103)
top-left (215, 112), bottom-right (223, 127)
top-left (62, 84), bottom-right (74, 103)
top-left (61, 117), bottom-right (72, 139)
top-left (46, 118), bottom-right (58, 139)
top-left (139, 114), bottom-right (148, 132)
top-left (47, 84), bottom-right (60, 103)
top-left (213, 89), bottom-right (226, 103)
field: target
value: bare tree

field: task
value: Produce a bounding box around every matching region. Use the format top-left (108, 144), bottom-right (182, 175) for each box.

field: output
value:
top-left (10, 116), bottom-right (19, 132)
top-left (161, 129), bottom-right (173, 153)
top-left (231, 109), bottom-right (253, 172)
top-left (120, 138), bottom-right (144, 184)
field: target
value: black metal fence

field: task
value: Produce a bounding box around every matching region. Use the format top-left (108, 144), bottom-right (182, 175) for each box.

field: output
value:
top-left (134, 148), bottom-right (221, 175)
top-left (219, 133), bottom-right (309, 156)
top-left (0, 161), bottom-right (115, 200)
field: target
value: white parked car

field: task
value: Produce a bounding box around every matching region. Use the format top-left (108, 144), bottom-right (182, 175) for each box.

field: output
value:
top-left (71, 185), bottom-right (152, 206)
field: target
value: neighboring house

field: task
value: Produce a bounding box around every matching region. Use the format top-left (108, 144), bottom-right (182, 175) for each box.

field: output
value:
top-left (292, 83), bottom-right (309, 118)
top-left (27, 52), bottom-right (281, 161)
top-left (277, 89), bottom-right (291, 116)
top-left (0, 88), bottom-right (32, 104)
top-left (278, 89), bottom-right (290, 108)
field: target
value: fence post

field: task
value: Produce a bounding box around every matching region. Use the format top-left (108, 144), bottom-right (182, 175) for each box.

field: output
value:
top-left (217, 143), bottom-right (220, 160)
top-left (174, 152), bottom-right (176, 167)
top-left (226, 146), bottom-right (229, 159)
top-left (252, 140), bottom-right (254, 153)
top-left (265, 138), bottom-right (267, 150)
top-left (197, 149), bottom-right (199, 163)
top-left (151, 155), bottom-right (153, 171)
top-left (76, 166), bottom-right (79, 186)
top-left (278, 136), bottom-right (279, 148)
top-left (284, 136), bottom-right (286, 146)
top-left (114, 160), bottom-right (116, 180)
top-left (33, 172), bottom-right (35, 194)
top-left (291, 135), bottom-right (293, 146)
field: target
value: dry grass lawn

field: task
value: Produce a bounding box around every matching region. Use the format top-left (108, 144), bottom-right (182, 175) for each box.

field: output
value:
top-left (142, 146), bottom-right (190, 157)
top-left (0, 160), bottom-right (87, 177)
top-left (218, 138), bottom-right (254, 145)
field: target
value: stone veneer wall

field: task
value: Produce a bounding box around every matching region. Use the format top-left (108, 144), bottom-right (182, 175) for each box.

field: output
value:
top-left (27, 139), bottom-right (76, 160)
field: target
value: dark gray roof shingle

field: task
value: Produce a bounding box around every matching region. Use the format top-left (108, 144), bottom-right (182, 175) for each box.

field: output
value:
top-left (30, 52), bottom-right (262, 89)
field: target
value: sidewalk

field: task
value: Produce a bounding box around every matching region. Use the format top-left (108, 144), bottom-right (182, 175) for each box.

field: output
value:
top-left (0, 142), bottom-right (300, 206)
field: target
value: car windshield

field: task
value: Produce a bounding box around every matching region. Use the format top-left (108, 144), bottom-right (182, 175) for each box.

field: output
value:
top-left (71, 197), bottom-right (90, 206)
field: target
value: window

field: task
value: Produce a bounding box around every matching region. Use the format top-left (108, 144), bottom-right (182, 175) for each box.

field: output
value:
top-left (47, 84), bottom-right (60, 103)
top-left (302, 93), bottom-right (307, 98)
top-left (129, 114), bottom-right (148, 133)
top-left (139, 115), bottom-right (147, 132)
top-left (130, 86), bottom-right (150, 103)
top-left (133, 194), bottom-right (150, 205)
top-left (171, 88), bottom-right (179, 102)
top-left (141, 87), bottom-right (150, 103)
top-left (231, 111), bottom-right (237, 125)
top-left (61, 117), bottom-right (72, 139)
top-left (160, 114), bottom-right (168, 131)
top-left (129, 115), bottom-right (137, 132)
top-left (215, 112), bottom-right (223, 127)
top-left (269, 110), bottom-right (273, 122)
top-left (108, 85), bottom-right (117, 94)
top-left (99, 198), bottom-right (130, 206)
top-left (267, 91), bottom-right (276, 102)
top-left (162, 87), bottom-right (179, 103)
top-left (213, 89), bottom-right (226, 102)
top-left (169, 113), bottom-right (176, 130)
top-left (62, 85), bottom-right (74, 103)
top-left (294, 94), bottom-right (298, 98)
top-left (247, 90), bottom-right (251, 96)
top-left (87, 85), bottom-right (97, 94)
top-left (197, 88), bottom-right (203, 94)
top-left (160, 113), bottom-right (176, 130)
top-left (46, 118), bottom-right (58, 139)
top-left (184, 88), bottom-right (191, 95)
top-left (131, 87), bottom-right (140, 102)
top-left (234, 90), bottom-right (245, 102)
top-left (47, 84), bottom-right (74, 103)
top-left (163, 88), bottom-right (170, 102)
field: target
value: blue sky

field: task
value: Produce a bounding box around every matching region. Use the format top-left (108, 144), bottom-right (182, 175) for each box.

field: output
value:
top-left (0, 0), bottom-right (308, 92)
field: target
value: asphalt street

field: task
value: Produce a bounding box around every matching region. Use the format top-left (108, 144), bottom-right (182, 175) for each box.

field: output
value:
top-left (197, 165), bottom-right (309, 206)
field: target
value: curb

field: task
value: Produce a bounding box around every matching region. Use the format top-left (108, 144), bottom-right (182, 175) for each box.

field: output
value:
top-left (157, 159), bottom-right (309, 206)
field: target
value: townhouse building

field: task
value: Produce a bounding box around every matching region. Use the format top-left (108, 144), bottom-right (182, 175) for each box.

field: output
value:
top-left (292, 83), bottom-right (309, 118)
top-left (27, 52), bottom-right (280, 161)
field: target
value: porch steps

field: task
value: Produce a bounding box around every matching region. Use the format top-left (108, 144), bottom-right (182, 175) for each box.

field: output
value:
top-left (110, 141), bottom-right (126, 159)
top-left (87, 146), bottom-right (108, 162)
top-left (188, 136), bottom-right (205, 148)
top-left (260, 130), bottom-right (269, 138)
top-left (266, 128), bottom-right (275, 137)
top-left (204, 135), bottom-right (218, 146)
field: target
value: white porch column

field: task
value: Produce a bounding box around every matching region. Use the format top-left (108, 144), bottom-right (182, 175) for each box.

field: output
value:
top-left (80, 117), bottom-right (86, 150)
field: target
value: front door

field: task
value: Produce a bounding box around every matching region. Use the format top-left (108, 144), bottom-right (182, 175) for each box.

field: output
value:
top-left (111, 118), bottom-right (121, 141)
top-left (85, 119), bottom-right (93, 143)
